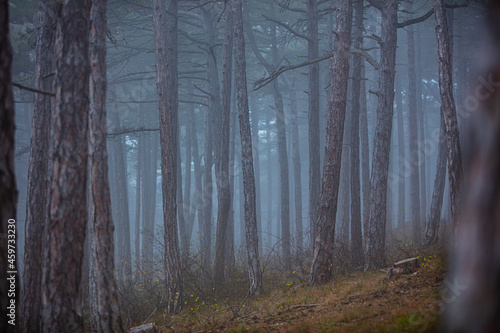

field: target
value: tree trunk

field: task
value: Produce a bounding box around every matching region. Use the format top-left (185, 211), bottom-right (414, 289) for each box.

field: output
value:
top-left (0, 1), bottom-right (18, 330)
top-left (309, 0), bottom-right (352, 285)
top-left (424, 112), bottom-right (447, 245)
top-left (250, 97), bottom-right (262, 255)
top-left (214, 2), bottom-right (234, 287)
top-left (234, 0), bottom-right (262, 296)
top-left (41, 0), bottom-right (91, 331)
top-left (134, 109), bottom-right (142, 270)
top-left (110, 111), bottom-right (132, 280)
top-left (364, 0), bottom-right (398, 270)
top-left (88, 0), bottom-right (123, 330)
top-left (289, 84), bottom-right (303, 252)
top-left (406, 11), bottom-right (421, 244)
top-left (201, 111), bottom-right (213, 268)
top-left (152, 0), bottom-right (182, 313)
top-left (339, 106), bottom-right (351, 245)
top-left (266, 110), bottom-right (273, 249)
top-left (432, 0), bottom-right (463, 231)
top-left (396, 75), bottom-right (406, 229)
top-left (350, 0), bottom-right (364, 268)
top-left (360, 62), bottom-right (371, 240)
top-left (22, 0), bottom-right (55, 331)
top-left (307, 0), bottom-right (321, 248)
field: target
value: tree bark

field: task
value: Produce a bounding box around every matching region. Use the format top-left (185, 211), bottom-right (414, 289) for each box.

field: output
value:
top-left (432, 0), bottom-right (463, 231)
top-left (88, 0), bottom-right (123, 330)
top-left (234, 0), bottom-right (262, 296)
top-left (307, 0), bottom-right (321, 249)
top-left (134, 110), bottom-right (142, 270)
top-left (406, 10), bottom-right (421, 244)
top-left (0, 1), bottom-right (18, 330)
top-left (152, 0), bottom-right (182, 313)
top-left (201, 111), bottom-right (213, 268)
top-left (214, 2), bottom-right (234, 287)
top-left (309, 0), bottom-right (352, 285)
top-left (350, 0), bottom-right (364, 268)
top-left (22, 0), bottom-right (55, 331)
top-left (364, 0), bottom-right (398, 270)
top-left (41, 0), bottom-right (91, 331)
top-left (424, 112), bottom-right (446, 245)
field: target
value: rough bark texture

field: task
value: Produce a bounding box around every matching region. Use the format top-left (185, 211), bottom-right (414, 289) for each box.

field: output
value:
top-left (406, 13), bottom-right (421, 244)
top-left (0, 1), bottom-right (18, 331)
top-left (234, 0), bottom-right (262, 296)
top-left (41, 0), bottom-right (91, 331)
top-left (309, 0), bottom-right (352, 285)
top-left (339, 107), bottom-right (351, 245)
top-left (364, 0), bottom-right (398, 270)
top-left (307, 0), bottom-right (321, 248)
top-left (214, 2), bottom-right (234, 287)
top-left (350, 0), bottom-right (364, 268)
top-left (88, 0), bottom-right (124, 331)
top-left (445, 4), bottom-right (500, 330)
top-left (152, 0), bottom-right (182, 313)
top-left (22, 0), bottom-right (55, 331)
top-left (433, 0), bottom-right (463, 231)
top-left (424, 113), bottom-right (446, 245)
top-left (395, 75), bottom-right (406, 229)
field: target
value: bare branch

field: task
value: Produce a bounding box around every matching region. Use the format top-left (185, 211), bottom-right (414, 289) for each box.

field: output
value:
top-left (12, 82), bottom-right (55, 97)
top-left (262, 14), bottom-right (311, 41)
top-left (351, 48), bottom-right (380, 70)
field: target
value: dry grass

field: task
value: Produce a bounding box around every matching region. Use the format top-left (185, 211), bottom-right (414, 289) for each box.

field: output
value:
top-left (144, 243), bottom-right (446, 332)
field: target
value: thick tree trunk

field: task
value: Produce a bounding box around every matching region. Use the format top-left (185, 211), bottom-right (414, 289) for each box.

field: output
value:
top-left (41, 0), bottom-right (91, 331)
top-left (433, 0), bottom-right (463, 231)
top-left (307, 0), bottom-right (321, 248)
top-left (214, 2), bottom-right (234, 287)
top-left (88, 0), bottom-right (123, 330)
top-left (22, 0), bottom-right (55, 331)
top-left (234, 0), bottom-right (262, 296)
top-left (152, 0), bottom-right (182, 313)
top-left (309, 0), bottom-right (352, 285)
top-left (396, 75), bottom-right (406, 229)
top-left (407, 13), bottom-right (421, 244)
top-left (0, 1), bottom-right (18, 331)
top-left (350, 0), bottom-right (364, 268)
top-left (424, 113), bottom-right (447, 245)
top-left (364, 0), bottom-right (398, 270)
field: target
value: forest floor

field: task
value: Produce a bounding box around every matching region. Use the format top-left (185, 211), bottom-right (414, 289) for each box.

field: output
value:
top-left (145, 243), bottom-right (447, 333)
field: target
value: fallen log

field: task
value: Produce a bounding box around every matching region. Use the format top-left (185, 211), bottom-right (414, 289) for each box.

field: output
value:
top-left (127, 323), bottom-right (157, 333)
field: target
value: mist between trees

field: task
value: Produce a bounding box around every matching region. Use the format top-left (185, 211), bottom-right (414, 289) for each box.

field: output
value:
top-left (3, 0), bottom-right (500, 332)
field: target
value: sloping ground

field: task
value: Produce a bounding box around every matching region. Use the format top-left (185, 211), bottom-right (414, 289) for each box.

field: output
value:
top-left (150, 249), bottom-right (446, 333)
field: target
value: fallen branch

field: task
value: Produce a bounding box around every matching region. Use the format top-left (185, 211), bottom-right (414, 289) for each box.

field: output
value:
top-left (288, 303), bottom-right (321, 310)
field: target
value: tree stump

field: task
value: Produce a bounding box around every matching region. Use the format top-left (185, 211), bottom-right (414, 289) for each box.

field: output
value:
top-left (127, 323), bottom-right (157, 333)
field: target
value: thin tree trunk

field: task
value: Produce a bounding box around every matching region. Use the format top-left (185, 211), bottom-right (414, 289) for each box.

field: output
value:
top-left (364, 0), bottom-right (398, 270)
top-left (134, 109), bottom-right (142, 270)
top-left (22, 0), bottom-right (55, 330)
top-left (416, 24), bottom-right (427, 221)
top-left (152, 0), bottom-right (182, 313)
top-left (289, 84), bottom-right (303, 253)
top-left (234, 0), bottom-right (262, 296)
top-left (309, 0), bottom-right (352, 285)
top-left (339, 107), bottom-right (351, 245)
top-left (360, 62), bottom-right (370, 240)
top-left (250, 97), bottom-right (262, 255)
top-left (307, 0), bottom-right (321, 248)
top-left (424, 112), bottom-right (447, 245)
top-left (350, 0), bottom-right (364, 268)
top-left (201, 111), bottom-right (213, 268)
top-left (110, 111), bottom-right (132, 280)
top-left (0, 1), bottom-right (18, 330)
top-left (396, 75), bottom-right (406, 229)
top-left (407, 10), bottom-right (421, 244)
top-left (214, 2), bottom-right (234, 287)
top-left (41, 0), bottom-right (91, 330)
top-left (432, 0), bottom-right (463, 231)
top-left (140, 121), bottom-right (154, 276)
top-left (88, 0), bottom-right (123, 330)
